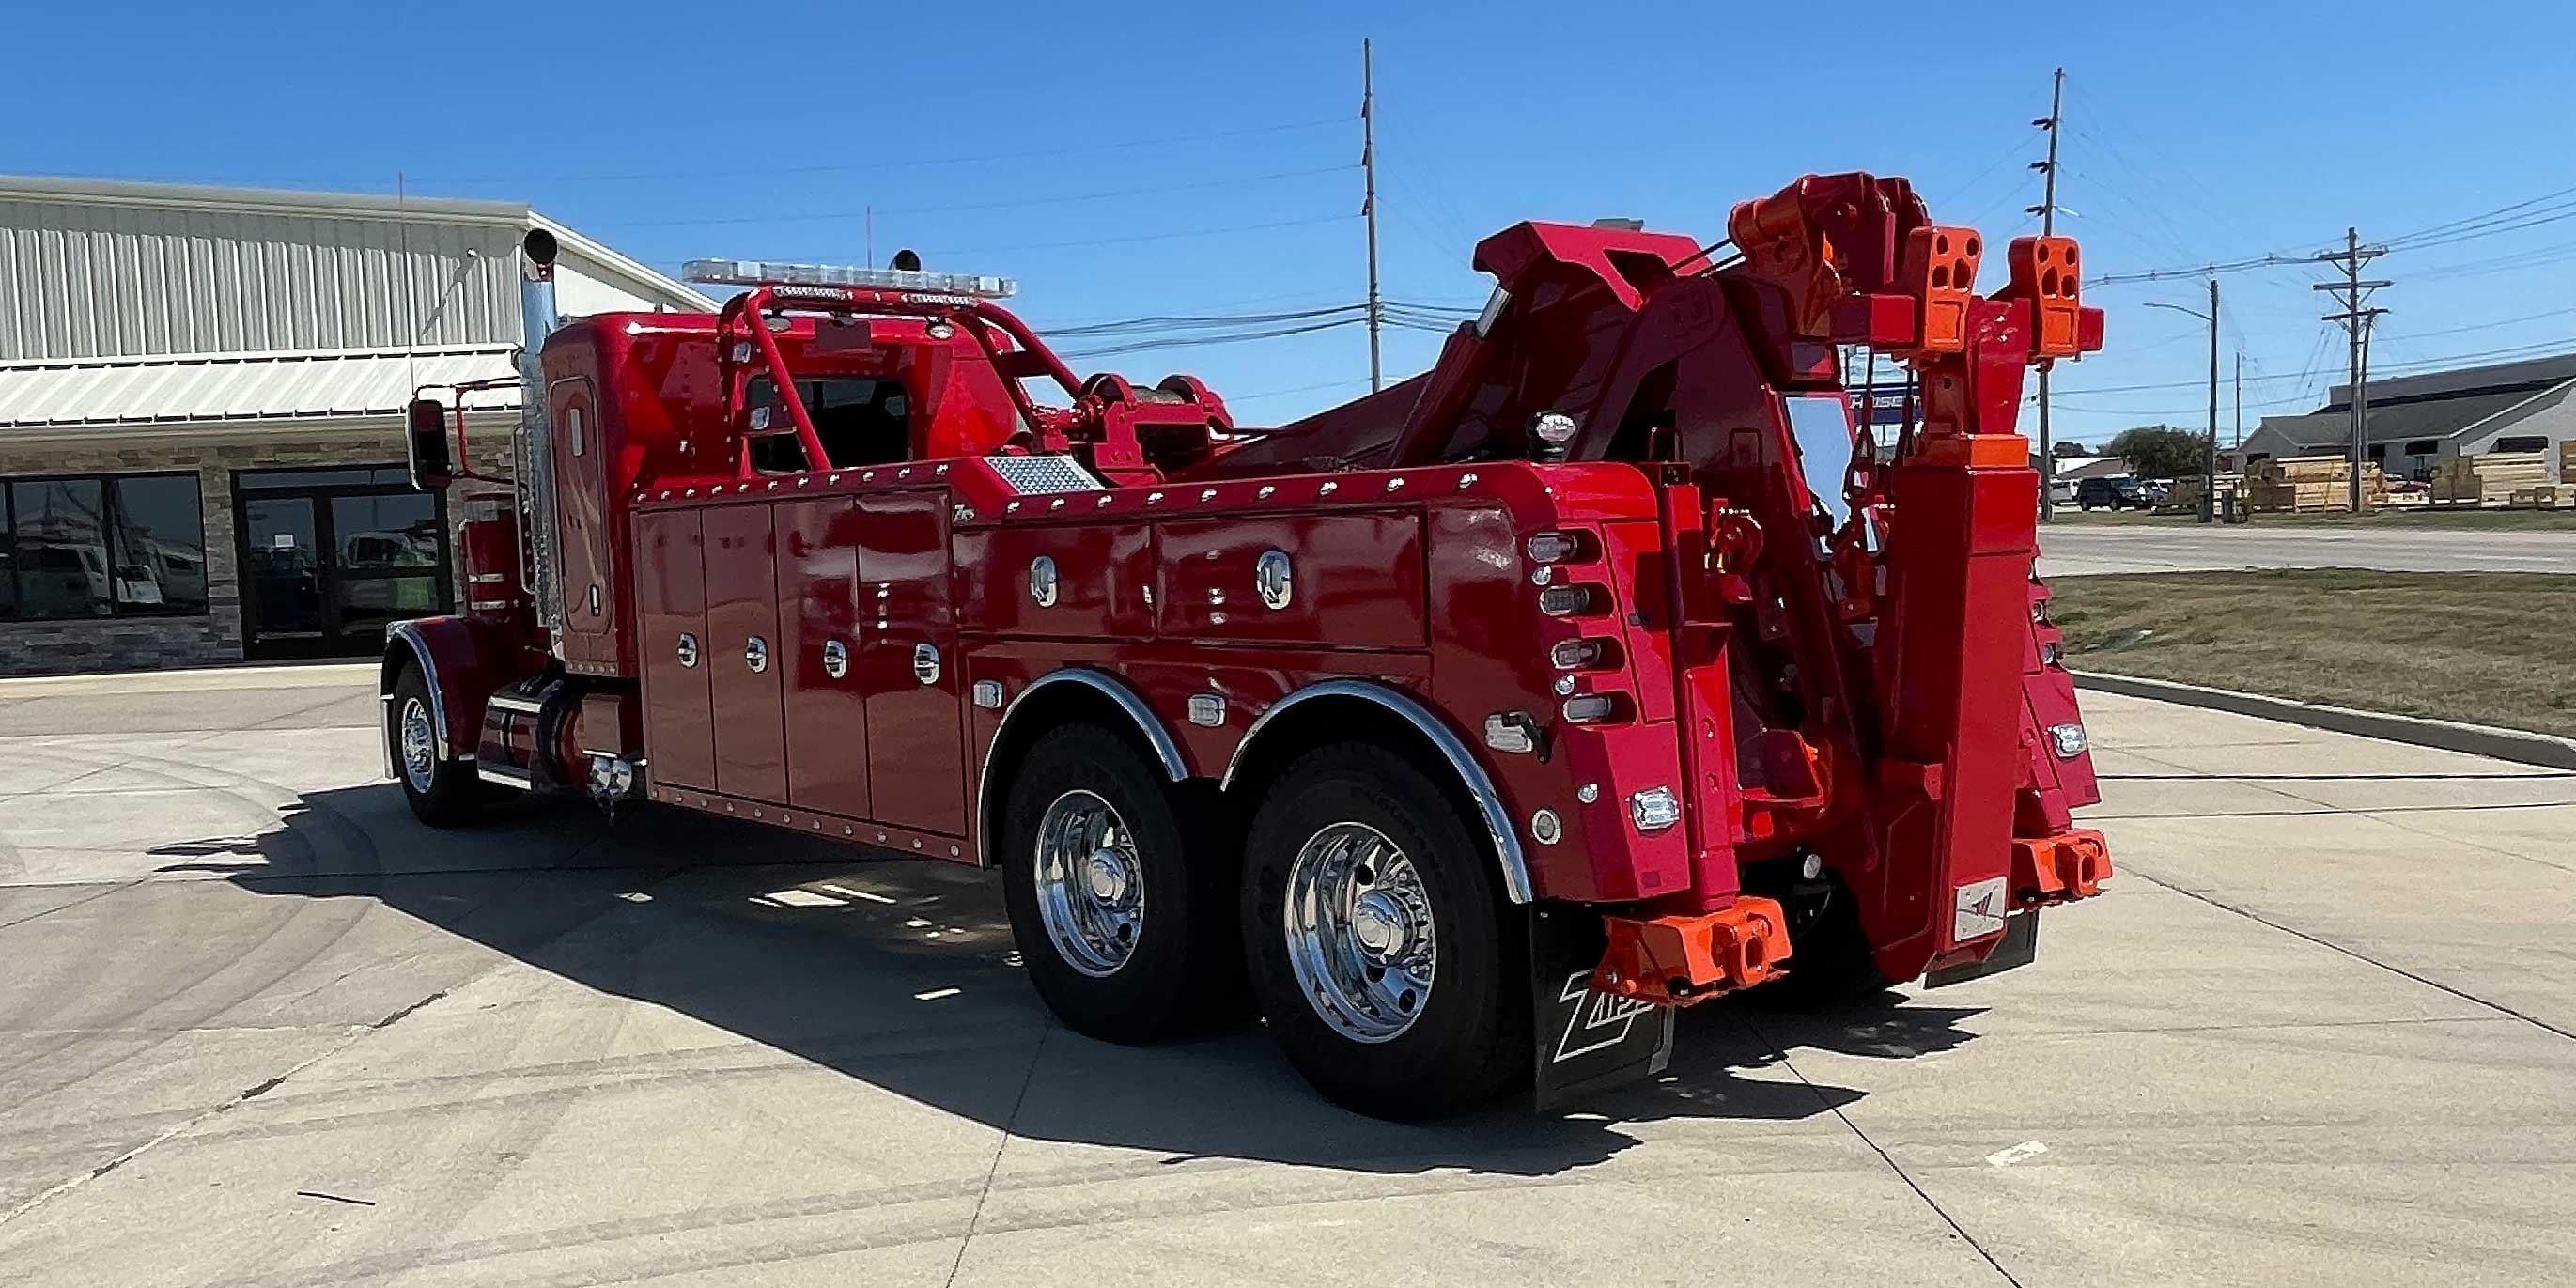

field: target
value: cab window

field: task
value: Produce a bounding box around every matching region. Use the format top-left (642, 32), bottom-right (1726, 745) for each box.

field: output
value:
top-left (746, 376), bottom-right (913, 473)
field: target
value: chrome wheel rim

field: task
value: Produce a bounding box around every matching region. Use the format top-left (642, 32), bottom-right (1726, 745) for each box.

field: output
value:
top-left (1282, 821), bottom-right (1435, 1043)
top-left (1032, 789), bottom-right (1143, 977)
top-left (397, 696), bottom-right (437, 793)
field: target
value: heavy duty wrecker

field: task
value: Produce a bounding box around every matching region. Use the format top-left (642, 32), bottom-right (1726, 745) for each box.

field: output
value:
top-left (387, 173), bottom-right (2112, 1118)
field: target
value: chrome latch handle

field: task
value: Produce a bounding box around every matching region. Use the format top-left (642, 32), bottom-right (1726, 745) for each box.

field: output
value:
top-left (822, 638), bottom-right (849, 679)
top-left (675, 632), bottom-right (699, 668)
top-left (911, 642), bottom-right (940, 685)
top-left (745, 635), bottom-right (769, 674)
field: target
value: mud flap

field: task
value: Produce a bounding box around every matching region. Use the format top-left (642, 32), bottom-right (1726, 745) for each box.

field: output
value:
top-left (1924, 908), bottom-right (2041, 988)
top-left (1529, 904), bottom-right (1674, 1110)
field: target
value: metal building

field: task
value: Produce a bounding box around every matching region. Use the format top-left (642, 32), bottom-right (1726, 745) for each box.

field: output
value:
top-left (0, 176), bottom-right (711, 675)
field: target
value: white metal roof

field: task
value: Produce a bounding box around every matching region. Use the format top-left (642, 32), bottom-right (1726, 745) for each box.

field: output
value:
top-left (1, 174), bottom-right (717, 364)
top-left (0, 344), bottom-right (518, 428)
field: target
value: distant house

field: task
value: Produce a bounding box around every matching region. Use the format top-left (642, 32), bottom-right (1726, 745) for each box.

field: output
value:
top-left (2240, 352), bottom-right (2576, 481)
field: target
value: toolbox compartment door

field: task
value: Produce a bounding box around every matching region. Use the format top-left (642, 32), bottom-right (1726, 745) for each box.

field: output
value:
top-left (858, 489), bottom-right (966, 838)
top-left (779, 497), bottom-right (871, 818)
top-left (1156, 511), bottom-right (1426, 649)
top-left (633, 508), bottom-right (714, 790)
top-left (705, 503), bottom-right (788, 802)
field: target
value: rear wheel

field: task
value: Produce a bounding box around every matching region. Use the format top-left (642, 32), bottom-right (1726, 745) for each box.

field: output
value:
top-left (999, 723), bottom-right (1236, 1043)
top-left (391, 664), bottom-right (482, 829)
top-left (1241, 743), bottom-right (1524, 1119)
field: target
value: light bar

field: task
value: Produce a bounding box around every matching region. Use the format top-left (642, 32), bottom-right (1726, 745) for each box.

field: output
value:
top-left (683, 258), bottom-right (1016, 299)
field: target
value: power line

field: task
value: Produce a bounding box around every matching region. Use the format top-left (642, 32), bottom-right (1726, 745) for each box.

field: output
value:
top-left (918, 213), bottom-right (1358, 257)
top-left (410, 117), bottom-right (1352, 187)
top-left (586, 165), bottom-right (1357, 229)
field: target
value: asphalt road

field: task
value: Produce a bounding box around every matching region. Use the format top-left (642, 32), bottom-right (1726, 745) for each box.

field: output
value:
top-left (2, 664), bottom-right (2571, 1286)
top-left (2035, 523), bottom-right (2576, 576)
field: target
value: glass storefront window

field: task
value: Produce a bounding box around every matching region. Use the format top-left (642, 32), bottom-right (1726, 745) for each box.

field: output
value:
top-left (2, 473), bottom-right (209, 619)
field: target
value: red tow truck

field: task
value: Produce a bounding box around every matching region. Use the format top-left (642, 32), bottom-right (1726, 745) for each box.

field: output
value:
top-left (388, 174), bottom-right (2112, 1118)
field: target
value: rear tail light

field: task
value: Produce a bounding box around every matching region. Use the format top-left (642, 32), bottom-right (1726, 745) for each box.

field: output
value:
top-left (1560, 693), bottom-right (1622, 723)
top-left (1525, 531), bottom-right (1594, 564)
top-left (1538, 584), bottom-right (1602, 616)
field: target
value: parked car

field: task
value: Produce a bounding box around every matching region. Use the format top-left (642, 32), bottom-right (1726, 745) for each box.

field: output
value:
top-left (2138, 478), bottom-right (2174, 506)
top-left (2047, 477), bottom-right (2077, 506)
top-left (2076, 474), bottom-right (2149, 510)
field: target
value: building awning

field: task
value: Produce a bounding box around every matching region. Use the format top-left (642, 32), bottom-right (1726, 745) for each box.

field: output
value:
top-left (0, 345), bottom-right (520, 430)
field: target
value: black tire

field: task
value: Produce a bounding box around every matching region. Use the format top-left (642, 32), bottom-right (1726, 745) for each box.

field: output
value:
top-left (1240, 742), bottom-right (1525, 1120)
top-left (1742, 873), bottom-right (1886, 1011)
top-left (390, 663), bottom-right (483, 829)
top-left (998, 722), bottom-right (1238, 1043)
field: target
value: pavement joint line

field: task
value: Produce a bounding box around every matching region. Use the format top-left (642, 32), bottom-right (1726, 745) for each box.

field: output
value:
top-left (941, 1017), bottom-right (1054, 1288)
top-left (0, 876), bottom-right (154, 932)
top-left (2073, 672), bottom-right (2576, 771)
top-left (2100, 744), bottom-right (2576, 876)
top-left (1738, 1014), bottom-right (2025, 1288)
top-left (2122, 865), bottom-right (2576, 1045)
top-left (0, 832), bottom-right (675, 1232)
top-left (0, 981), bottom-right (458, 1233)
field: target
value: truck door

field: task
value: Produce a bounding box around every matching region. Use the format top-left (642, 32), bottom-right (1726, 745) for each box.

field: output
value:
top-left (704, 503), bottom-right (788, 802)
top-left (778, 497), bottom-right (870, 818)
top-left (633, 509), bottom-right (713, 789)
top-left (857, 489), bottom-right (965, 837)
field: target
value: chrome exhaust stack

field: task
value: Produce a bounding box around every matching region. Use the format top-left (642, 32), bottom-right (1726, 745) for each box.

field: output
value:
top-left (516, 228), bottom-right (565, 651)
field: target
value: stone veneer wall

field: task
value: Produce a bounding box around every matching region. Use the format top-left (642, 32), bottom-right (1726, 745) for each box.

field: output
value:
top-left (0, 423), bottom-right (505, 677)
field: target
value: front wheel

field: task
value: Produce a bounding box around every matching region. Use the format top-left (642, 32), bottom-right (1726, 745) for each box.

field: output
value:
top-left (1241, 742), bottom-right (1525, 1119)
top-left (390, 664), bottom-right (482, 828)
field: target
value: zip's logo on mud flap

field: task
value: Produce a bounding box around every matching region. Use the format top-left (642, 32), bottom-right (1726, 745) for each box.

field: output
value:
top-left (1554, 971), bottom-right (1656, 1063)
top-left (1953, 877), bottom-right (2008, 942)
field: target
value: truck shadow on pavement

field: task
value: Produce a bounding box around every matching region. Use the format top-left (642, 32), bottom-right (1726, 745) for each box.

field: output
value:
top-left (160, 784), bottom-right (1984, 1179)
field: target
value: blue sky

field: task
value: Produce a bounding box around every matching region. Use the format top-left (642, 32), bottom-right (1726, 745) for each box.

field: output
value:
top-left (8, 0), bottom-right (2573, 444)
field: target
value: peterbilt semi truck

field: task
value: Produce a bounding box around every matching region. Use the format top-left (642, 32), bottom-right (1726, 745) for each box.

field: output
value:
top-left (386, 173), bottom-right (2112, 1118)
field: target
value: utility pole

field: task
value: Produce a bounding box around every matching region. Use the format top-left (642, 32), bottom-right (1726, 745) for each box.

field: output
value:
top-left (2234, 350), bottom-right (2243, 451)
top-left (2313, 228), bottom-right (2389, 512)
top-left (2029, 66), bottom-right (2064, 520)
top-left (2204, 277), bottom-right (2220, 522)
top-left (1360, 38), bottom-right (1384, 393)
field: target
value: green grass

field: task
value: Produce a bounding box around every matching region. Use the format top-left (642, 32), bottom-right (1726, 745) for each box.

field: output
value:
top-left (2048, 570), bottom-right (2576, 739)
top-left (2051, 506), bottom-right (2576, 529)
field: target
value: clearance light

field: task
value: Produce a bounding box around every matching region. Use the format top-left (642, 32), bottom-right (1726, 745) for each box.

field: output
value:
top-left (1629, 787), bottom-right (1682, 832)
top-left (1538, 584), bottom-right (1601, 616)
top-left (1525, 531), bottom-right (1593, 564)
top-left (1551, 639), bottom-right (1607, 670)
top-left (684, 258), bottom-right (1017, 298)
top-left (1561, 694), bottom-right (1620, 723)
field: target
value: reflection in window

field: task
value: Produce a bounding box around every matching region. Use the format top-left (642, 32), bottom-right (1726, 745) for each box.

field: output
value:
top-left (4, 473), bottom-right (208, 619)
top-left (12, 479), bottom-right (111, 618)
top-left (111, 474), bottom-right (209, 613)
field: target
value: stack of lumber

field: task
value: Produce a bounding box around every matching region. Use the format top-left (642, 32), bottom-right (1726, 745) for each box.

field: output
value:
top-left (2434, 451), bottom-right (2550, 506)
top-left (2159, 474), bottom-right (2242, 515)
top-left (2560, 439), bottom-right (2573, 483)
top-left (2246, 456), bottom-right (2387, 513)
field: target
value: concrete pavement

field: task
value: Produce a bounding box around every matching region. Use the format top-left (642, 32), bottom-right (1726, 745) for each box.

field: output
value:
top-left (0, 667), bottom-right (2570, 1286)
top-left (2035, 522), bottom-right (2576, 576)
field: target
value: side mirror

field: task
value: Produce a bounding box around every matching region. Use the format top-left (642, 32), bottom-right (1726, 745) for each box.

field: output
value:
top-left (407, 397), bottom-right (456, 491)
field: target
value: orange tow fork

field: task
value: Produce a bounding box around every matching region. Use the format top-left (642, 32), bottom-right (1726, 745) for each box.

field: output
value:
top-left (2010, 828), bottom-right (2112, 908)
top-left (1591, 897), bottom-right (1791, 1006)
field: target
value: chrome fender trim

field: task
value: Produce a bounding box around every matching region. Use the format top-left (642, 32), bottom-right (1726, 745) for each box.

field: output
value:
top-left (1222, 678), bottom-right (1534, 905)
top-left (382, 621), bottom-right (459, 772)
top-left (973, 667), bottom-right (1189, 867)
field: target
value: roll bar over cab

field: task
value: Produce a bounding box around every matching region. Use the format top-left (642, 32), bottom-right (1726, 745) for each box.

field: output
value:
top-left (384, 178), bottom-right (2113, 1117)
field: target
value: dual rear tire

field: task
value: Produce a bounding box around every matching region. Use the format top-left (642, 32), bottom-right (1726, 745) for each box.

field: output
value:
top-left (997, 729), bottom-right (1522, 1119)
